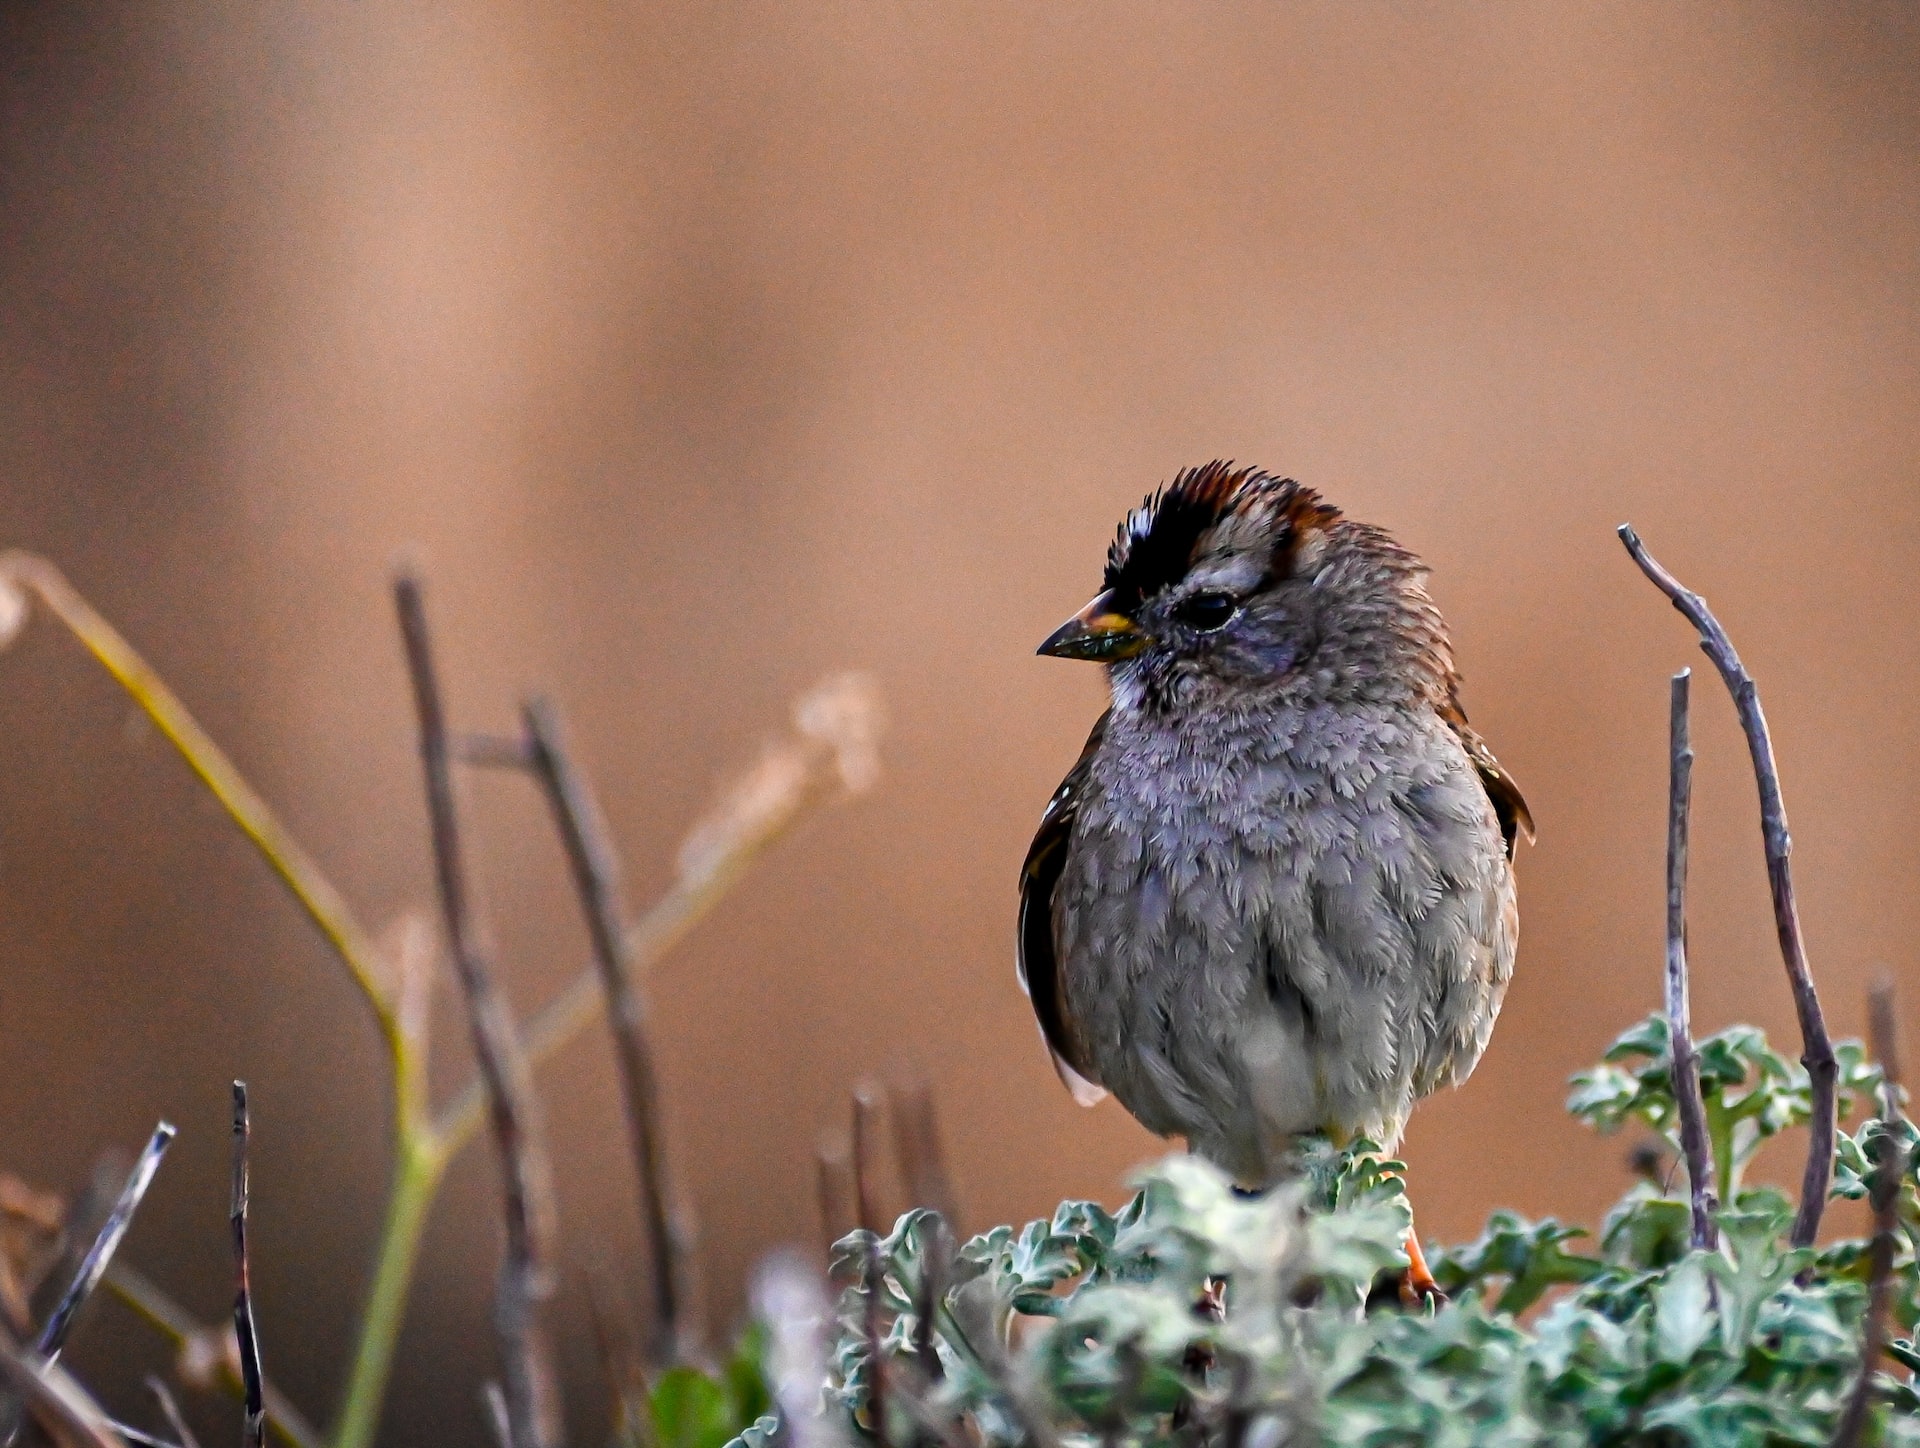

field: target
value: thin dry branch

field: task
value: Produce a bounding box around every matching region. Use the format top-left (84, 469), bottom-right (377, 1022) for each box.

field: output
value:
top-left (393, 572), bottom-right (562, 1448)
top-left (1831, 979), bottom-right (1908, 1448)
top-left (1662, 673), bottom-right (1716, 1251)
top-left (1618, 524), bottom-right (1837, 1247)
top-left (523, 695), bottom-right (687, 1366)
top-left (230, 1085), bottom-right (265, 1448)
top-left (38, 1124), bottom-right (176, 1362)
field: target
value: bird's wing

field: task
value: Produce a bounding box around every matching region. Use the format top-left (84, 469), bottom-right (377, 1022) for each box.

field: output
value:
top-left (1018, 711), bottom-right (1110, 1107)
top-left (1440, 691), bottom-right (1534, 858)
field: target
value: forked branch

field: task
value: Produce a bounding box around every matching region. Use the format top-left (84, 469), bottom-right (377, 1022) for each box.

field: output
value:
top-left (1618, 525), bottom-right (1837, 1247)
top-left (394, 572), bottom-right (562, 1448)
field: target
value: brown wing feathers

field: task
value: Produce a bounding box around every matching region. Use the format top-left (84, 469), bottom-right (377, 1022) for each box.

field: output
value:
top-left (1017, 712), bottom-right (1109, 1106)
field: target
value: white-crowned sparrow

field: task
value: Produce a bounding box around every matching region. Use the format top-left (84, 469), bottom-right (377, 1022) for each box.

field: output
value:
top-left (1019, 462), bottom-right (1530, 1295)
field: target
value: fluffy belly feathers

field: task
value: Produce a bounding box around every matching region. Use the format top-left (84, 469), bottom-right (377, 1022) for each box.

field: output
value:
top-left (1053, 707), bottom-right (1516, 1186)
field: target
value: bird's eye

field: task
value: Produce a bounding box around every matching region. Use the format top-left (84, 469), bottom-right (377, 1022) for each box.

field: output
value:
top-left (1174, 590), bottom-right (1237, 631)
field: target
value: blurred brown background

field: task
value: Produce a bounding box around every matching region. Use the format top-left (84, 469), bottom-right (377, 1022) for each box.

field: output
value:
top-left (2, 1), bottom-right (1917, 1442)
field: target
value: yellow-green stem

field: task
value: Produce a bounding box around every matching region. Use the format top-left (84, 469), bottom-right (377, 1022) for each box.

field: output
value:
top-left (0, 554), bottom-right (397, 1053)
top-left (331, 1129), bottom-right (448, 1448)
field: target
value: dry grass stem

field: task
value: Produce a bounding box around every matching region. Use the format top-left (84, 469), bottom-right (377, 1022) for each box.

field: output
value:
top-left (378, 912), bottom-right (439, 1094)
top-left (0, 1178), bottom-right (66, 1338)
top-left (851, 1084), bottom-right (888, 1239)
top-left (1618, 524), bottom-right (1838, 1247)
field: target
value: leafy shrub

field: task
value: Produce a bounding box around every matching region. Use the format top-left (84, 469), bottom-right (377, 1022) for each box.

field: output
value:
top-left (801, 1016), bottom-right (1919, 1447)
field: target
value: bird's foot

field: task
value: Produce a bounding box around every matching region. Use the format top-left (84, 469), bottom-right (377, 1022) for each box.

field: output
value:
top-left (1399, 1228), bottom-right (1446, 1310)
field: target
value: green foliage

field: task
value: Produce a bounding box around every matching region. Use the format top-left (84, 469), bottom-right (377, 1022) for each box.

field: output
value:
top-left (629, 1330), bottom-right (773, 1448)
top-left (1567, 1016), bottom-right (1892, 1205)
top-left (743, 1016), bottom-right (1920, 1448)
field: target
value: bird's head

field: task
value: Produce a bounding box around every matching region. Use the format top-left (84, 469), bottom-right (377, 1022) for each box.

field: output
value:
top-left (1039, 462), bottom-right (1454, 715)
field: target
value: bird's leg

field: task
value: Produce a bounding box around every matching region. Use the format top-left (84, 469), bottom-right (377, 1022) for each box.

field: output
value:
top-left (1399, 1221), bottom-right (1444, 1308)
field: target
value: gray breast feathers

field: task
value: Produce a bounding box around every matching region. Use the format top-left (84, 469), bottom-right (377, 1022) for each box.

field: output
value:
top-left (1047, 704), bottom-right (1517, 1183)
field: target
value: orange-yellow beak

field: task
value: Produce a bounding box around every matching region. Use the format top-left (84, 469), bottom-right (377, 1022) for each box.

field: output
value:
top-left (1037, 590), bottom-right (1150, 662)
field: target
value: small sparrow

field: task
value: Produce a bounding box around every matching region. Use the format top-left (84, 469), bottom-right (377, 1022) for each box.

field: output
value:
top-left (1019, 463), bottom-right (1530, 1298)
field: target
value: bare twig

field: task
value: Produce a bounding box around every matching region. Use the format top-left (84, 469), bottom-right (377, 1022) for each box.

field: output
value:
top-left (1662, 672), bottom-right (1717, 1251)
top-left (887, 1076), bottom-right (961, 1237)
top-left (394, 571), bottom-right (562, 1448)
top-left (523, 695), bottom-right (686, 1366)
top-left (36, 1124), bottom-right (176, 1363)
top-left (379, 912), bottom-right (438, 1097)
top-left (145, 1378), bottom-right (200, 1448)
top-left (1618, 525), bottom-right (1837, 1246)
top-left (1831, 978), bottom-right (1908, 1448)
top-left (0, 554), bottom-right (423, 1448)
top-left (230, 1085), bottom-right (265, 1448)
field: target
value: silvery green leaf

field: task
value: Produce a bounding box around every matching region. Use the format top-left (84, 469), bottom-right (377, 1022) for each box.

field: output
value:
top-left (1651, 1257), bottom-right (1714, 1364)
